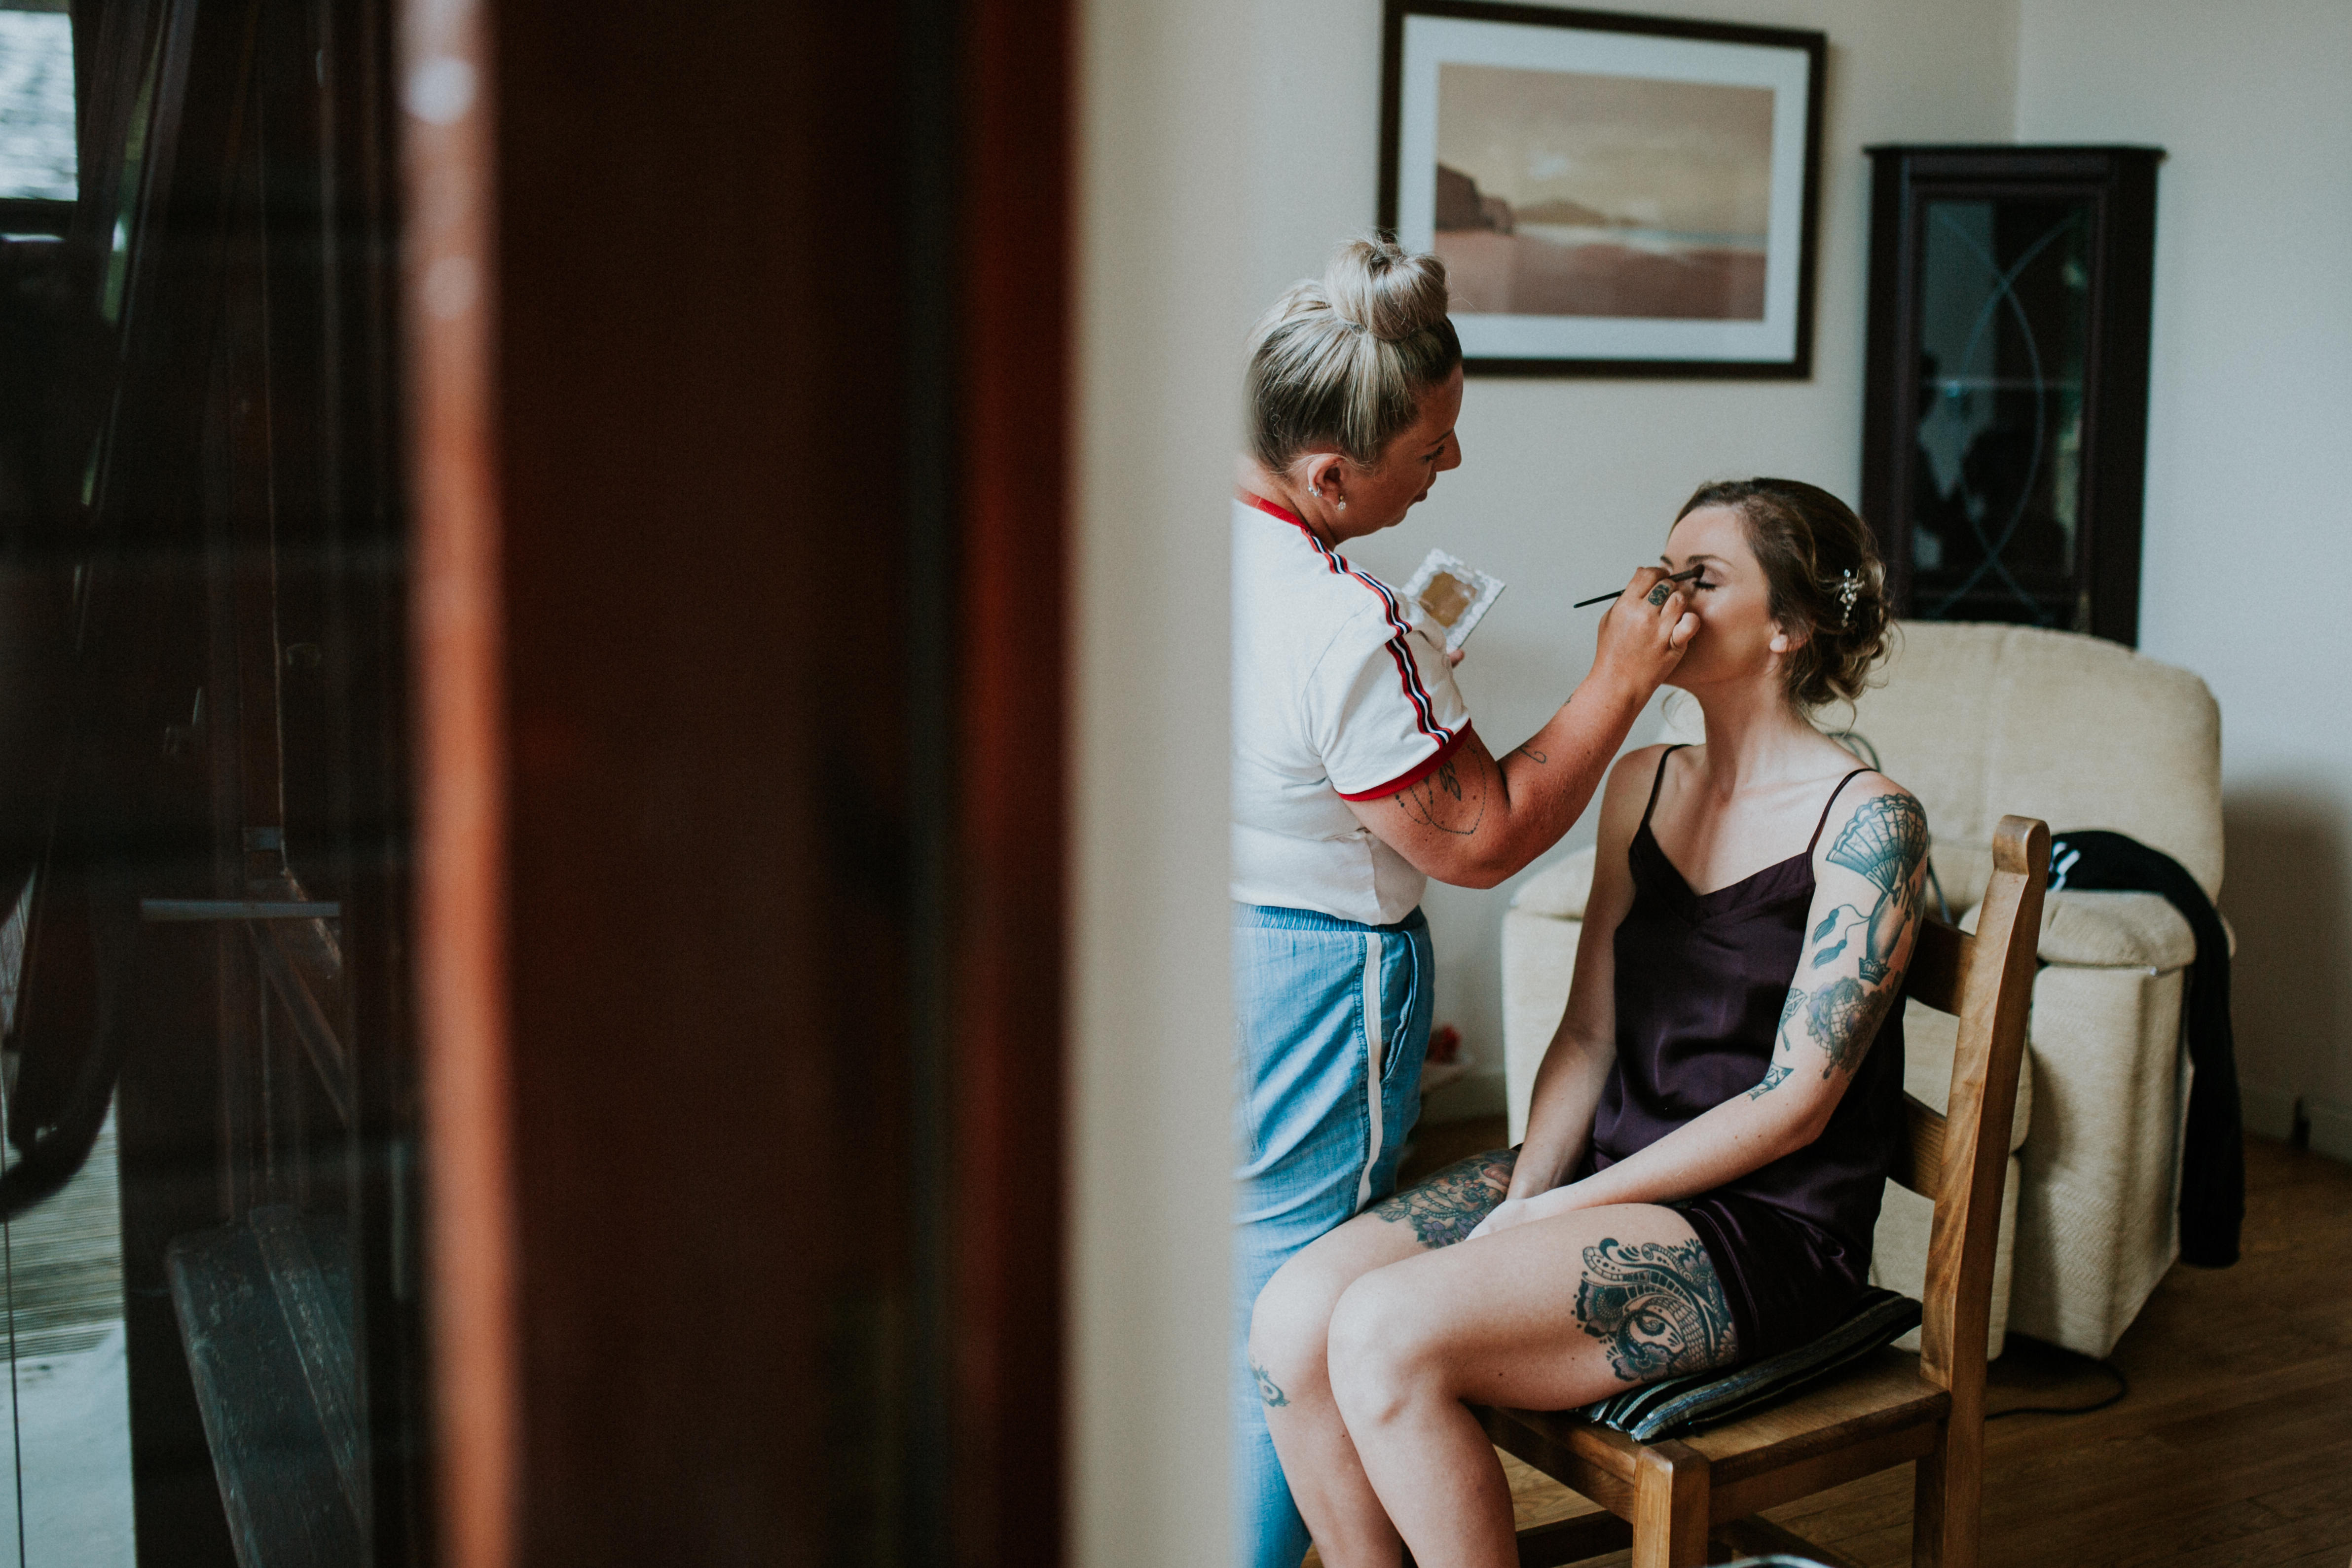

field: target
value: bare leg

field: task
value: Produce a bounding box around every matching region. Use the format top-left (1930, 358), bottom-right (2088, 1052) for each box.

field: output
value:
top-left (1248, 1150), bottom-right (1515, 1568)
top-left (1326, 1203), bottom-right (1738, 1568)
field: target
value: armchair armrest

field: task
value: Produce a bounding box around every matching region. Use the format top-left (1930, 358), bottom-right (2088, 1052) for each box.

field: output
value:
top-left (1962, 887), bottom-right (2195, 971)
top-left (1510, 844), bottom-right (1597, 921)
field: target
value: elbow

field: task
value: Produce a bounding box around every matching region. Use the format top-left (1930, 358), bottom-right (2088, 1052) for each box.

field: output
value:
top-left (1430, 837), bottom-right (1534, 890)
top-left (1451, 856), bottom-right (1514, 891)
top-left (1778, 1106), bottom-right (1835, 1158)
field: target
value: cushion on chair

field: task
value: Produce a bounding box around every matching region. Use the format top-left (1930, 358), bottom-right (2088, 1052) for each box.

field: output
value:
top-left (1579, 1288), bottom-right (1923, 1441)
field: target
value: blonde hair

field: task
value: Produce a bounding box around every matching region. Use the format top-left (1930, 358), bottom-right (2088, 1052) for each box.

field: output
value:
top-left (1246, 237), bottom-right (1461, 470)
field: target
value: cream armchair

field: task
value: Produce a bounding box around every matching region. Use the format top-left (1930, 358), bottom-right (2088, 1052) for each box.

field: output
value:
top-left (1501, 623), bottom-right (2223, 1360)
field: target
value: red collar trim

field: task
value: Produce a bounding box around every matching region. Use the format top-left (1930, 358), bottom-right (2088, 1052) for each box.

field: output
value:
top-left (1236, 490), bottom-right (1313, 533)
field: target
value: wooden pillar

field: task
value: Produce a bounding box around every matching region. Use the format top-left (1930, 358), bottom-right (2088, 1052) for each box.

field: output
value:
top-left (401, 0), bottom-right (1071, 1562)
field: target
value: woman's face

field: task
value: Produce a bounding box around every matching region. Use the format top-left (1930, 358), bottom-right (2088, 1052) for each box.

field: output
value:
top-left (1336, 367), bottom-right (1464, 534)
top-left (1659, 504), bottom-right (1801, 693)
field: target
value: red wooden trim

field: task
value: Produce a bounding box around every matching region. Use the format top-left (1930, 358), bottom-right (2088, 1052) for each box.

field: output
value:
top-left (956, 0), bottom-right (1072, 1560)
top-left (1335, 725), bottom-right (1476, 802)
top-left (398, 1), bottom-right (516, 1564)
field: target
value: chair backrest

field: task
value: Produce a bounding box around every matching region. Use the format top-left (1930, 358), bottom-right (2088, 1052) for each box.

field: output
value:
top-left (1889, 814), bottom-right (2049, 1403)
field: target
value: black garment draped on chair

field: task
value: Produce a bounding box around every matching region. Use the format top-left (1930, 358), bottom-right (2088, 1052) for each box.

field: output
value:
top-left (2047, 829), bottom-right (2244, 1268)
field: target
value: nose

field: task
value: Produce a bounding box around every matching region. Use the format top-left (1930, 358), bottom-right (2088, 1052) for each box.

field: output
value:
top-left (1440, 433), bottom-right (1463, 473)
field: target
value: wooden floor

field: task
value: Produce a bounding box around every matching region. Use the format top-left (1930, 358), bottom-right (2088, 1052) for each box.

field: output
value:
top-left (1353, 1120), bottom-right (2352, 1568)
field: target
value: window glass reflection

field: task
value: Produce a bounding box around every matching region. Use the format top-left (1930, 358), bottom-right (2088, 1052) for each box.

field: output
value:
top-left (0, 0), bottom-right (422, 1561)
top-left (0, 5), bottom-right (75, 204)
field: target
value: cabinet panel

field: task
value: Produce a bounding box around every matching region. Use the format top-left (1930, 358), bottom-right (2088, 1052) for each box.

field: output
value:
top-left (1862, 146), bottom-right (2160, 645)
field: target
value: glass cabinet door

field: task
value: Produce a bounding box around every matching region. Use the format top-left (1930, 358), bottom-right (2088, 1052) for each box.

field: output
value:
top-left (1863, 146), bottom-right (2162, 647)
top-left (1909, 196), bottom-right (2094, 630)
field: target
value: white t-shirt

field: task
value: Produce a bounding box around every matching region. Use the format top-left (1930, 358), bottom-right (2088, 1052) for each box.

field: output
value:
top-left (1231, 494), bottom-right (1474, 925)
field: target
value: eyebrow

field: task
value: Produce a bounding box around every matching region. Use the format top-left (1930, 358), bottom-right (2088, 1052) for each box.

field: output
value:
top-left (1660, 551), bottom-right (1729, 568)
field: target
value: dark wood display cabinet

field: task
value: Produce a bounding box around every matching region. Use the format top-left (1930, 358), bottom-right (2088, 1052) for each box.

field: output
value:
top-left (1862, 146), bottom-right (2162, 645)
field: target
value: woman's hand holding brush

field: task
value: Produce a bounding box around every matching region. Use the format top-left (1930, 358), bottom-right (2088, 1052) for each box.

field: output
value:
top-left (1573, 565), bottom-right (1706, 609)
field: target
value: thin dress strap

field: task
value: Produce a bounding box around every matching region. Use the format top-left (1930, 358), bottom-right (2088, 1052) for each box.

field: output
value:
top-left (1805, 768), bottom-right (1875, 855)
top-left (1641, 745), bottom-right (1689, 832)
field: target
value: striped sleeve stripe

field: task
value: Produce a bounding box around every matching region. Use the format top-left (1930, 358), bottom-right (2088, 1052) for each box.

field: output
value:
top-left (1350, 569), bottom-right (1455, 745)
top-left (1236, 488), bottom-right (1458, 745)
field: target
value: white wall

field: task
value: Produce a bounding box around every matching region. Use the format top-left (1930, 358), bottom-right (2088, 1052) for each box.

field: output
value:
top-left (1069, 0), bottom-right (1249, 1560)
top-left (2017, 0), bottom-right (2352, 1146)
top-left (1249, 0), bottom-right (2019, 1115)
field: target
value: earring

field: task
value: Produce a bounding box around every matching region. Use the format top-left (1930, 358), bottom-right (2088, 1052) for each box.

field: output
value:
top-left (1336, 499), bottom-right (1348, 511)
top-left (1308, 485), bottom-right (1322, 497)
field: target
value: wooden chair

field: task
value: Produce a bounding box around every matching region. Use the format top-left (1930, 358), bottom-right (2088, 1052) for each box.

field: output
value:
top-left (1475, 815), bottom-right (2050, 1568)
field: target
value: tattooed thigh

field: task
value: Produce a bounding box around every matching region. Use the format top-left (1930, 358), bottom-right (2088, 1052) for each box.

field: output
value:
top-left (1367, 1148), bottom-right (1516, 1249)
top-left (1574, 1233), bottom-right (1739, 1384)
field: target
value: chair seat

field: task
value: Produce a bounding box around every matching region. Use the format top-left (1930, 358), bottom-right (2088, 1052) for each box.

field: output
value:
top-left (1479, 1348), bottom-right (1951, 1526)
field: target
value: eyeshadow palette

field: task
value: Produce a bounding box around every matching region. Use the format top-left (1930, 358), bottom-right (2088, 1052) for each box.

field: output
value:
top-left (1401, 548), bottom-right (1506, 654)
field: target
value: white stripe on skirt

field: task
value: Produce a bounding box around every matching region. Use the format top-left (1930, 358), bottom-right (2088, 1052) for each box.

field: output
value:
top-left (1355, 931), bottom-right (1386, 1212)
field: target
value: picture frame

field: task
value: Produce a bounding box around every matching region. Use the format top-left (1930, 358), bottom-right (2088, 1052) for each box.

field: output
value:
top-left (1379, 0), bottom-right (1826, 377)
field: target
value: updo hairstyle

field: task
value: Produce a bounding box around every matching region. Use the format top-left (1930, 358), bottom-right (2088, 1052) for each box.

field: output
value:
top-left (1676, 478), bottom-right (1892, 711)
top-left (1246, 237), bottom-right (1463, 471)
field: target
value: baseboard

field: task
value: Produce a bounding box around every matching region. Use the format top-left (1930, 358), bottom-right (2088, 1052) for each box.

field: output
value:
top-left (2306, 1094), bottom-right (2352, 1165)
top-left (2240, 1079), bottom-right (2301, 1142)
top-left (1421, 1067), bottom-right (1507, 1125)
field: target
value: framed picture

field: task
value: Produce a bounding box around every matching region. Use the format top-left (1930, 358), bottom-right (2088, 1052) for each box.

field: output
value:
top-left (1379, 1), bottom-right (1826, 377)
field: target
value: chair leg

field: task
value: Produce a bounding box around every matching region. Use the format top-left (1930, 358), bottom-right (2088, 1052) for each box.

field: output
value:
top-left (1912, 1417), bottom-right (1980, 1568)
top-left (1631, 1441), bottom-right (1710, 1568)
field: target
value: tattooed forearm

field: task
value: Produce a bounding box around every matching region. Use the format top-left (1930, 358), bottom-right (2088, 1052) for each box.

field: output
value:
top-left (1746, 1063), bottom-right (1791, 1100)
top-left (1575, 1237), bottom-right (1738, 1383)
top-left (1250, 1357), bottom-right (1289, 1408)
top-left (1393, 754), bottom-right (1488, 836)
top-left (1368, 1147), bottom-right (1516, 1247)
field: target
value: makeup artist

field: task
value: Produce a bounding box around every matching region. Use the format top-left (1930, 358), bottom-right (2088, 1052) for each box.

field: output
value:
top-left (1230, 236), bottom-right (1700, 1568)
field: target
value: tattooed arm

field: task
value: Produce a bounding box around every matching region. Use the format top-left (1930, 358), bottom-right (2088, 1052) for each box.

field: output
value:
top-left (1343, 567), bottom-right (1697, 889)
top-left (1479, 779), bottom-right (1930, 1232)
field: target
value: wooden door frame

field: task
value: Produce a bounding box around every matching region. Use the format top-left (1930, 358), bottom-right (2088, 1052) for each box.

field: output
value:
top-left (400, 0), bottom-right (1071, 1563)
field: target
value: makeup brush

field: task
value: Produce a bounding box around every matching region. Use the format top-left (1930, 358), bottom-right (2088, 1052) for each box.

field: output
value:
top-left (1573, 566), bottom-right (1705, 610)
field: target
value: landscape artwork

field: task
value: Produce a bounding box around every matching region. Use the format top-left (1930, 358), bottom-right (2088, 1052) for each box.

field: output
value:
top-left (1433, 64), bottom-right (1772, 321)
top-left (1381, 4), bottom-right (1824, 375)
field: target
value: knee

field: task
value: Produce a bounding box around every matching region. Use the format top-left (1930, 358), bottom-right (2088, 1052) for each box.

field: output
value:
top-left (1325, 1271), bottom-right (1448, 1428)
top-left (1248, 1251), bottom-right (1352, 1395)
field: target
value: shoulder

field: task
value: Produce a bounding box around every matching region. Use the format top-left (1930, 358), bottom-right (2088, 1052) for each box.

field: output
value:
top-left (1607, 743), bottom-right (1677, 798)
top-left (1813, 773), bottom-right (1929, 873)
top-left (1595, 744), bottom-right (1676, 838)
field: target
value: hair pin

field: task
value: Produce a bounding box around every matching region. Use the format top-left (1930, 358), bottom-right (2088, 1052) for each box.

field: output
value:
top-left (1833, 568), bottom-right (1860, 628)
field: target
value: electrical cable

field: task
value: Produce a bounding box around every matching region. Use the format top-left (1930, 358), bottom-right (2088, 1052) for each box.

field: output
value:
top-left (1986, 1357), bottom-right (2129, 1420)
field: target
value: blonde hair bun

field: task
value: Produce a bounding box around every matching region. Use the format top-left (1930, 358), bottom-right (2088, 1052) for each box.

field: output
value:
top-left (1245, 236), bottom-right (1462, 469)
top-left (1323, 237), bottom-right (1451, 344)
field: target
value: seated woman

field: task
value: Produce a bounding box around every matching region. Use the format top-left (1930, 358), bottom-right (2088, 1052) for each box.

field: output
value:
top-left (1247, 478), bottom-right (1930, 1568)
